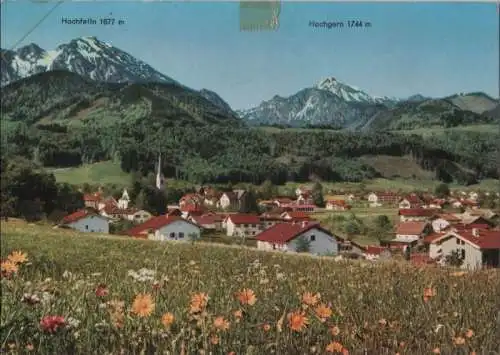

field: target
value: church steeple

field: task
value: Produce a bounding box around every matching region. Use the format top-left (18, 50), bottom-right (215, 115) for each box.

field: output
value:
top-left (156, 153), bottom-right (164, 190)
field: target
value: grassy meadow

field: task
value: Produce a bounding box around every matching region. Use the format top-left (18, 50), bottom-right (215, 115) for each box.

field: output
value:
top-left (1, 221), bottom-right (500, 354)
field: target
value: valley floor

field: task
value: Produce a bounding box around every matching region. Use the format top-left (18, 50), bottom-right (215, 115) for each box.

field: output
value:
top-left (48, 161), bottom-right (500, 192)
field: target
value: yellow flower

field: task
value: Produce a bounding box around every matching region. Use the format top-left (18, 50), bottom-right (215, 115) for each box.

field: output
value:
top-left (213, 316), bottom-right (230, 331)
top-left (287, 311), bottom-right (309, 332)
top-left (301, 292), bottom-right (320, 306)
top-left (161, 312), bottom-right (175, 328)
top-left (8, 251), bottom-right (28, 264)
top-left (235, 288), bottom-right (257, 306)
top-left (131, 293), bottom-right (155, 317)
top-left (1, 260), bottom-right (18, 274)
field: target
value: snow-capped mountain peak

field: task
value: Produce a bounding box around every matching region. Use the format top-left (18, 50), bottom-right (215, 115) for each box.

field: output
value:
top-left (315, 76), bottom-right (378, 103)
top-left (1, 36), bottom-right (178, 86)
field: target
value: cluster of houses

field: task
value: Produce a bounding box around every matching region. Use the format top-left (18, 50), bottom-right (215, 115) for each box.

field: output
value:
top-left (56, 185), bottom-right (500, 270)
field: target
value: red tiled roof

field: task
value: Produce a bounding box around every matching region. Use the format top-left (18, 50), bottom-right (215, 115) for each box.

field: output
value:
top-left (428, 228), bottom-right (500, 250)
top-left (226, 214), bottom-right (261, 224)
top-left (395, 221), bottom-right (428, 235)
top-left (125, 216), bottom-right (199, 237)
top-left (191, 214), bottom-right (221, 226)
top-left (456, 229), bottom-right (500, 249)
top-left (435, 213), bottom-right (461, 222)
top-left (61, 209), bottom-right (99, 224)
top-left (398, 208), bottom-right (437, 217)
top-left (282, 211), bottom-right (311, 220)
top-left (403, 194), bottom-right (422, 204)
top-left (256, 221), bottom-right (332, 244)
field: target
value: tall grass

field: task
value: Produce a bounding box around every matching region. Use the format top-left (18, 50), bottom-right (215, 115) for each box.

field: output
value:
top-left (1, 222), bottom-right (499, 354)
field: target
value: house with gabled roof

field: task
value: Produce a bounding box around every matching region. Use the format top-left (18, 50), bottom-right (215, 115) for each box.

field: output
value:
top-left (125, 215), bottom-right (201, 242)
top-left (398, 208), bottom-right (437, 222)
top-left (367, 191), bottom-right (400, 207)
top-left (59, 208), bottom-right (109, 234)
top-left (223, 213), bottom-right (262, 237)
top-left (427, 228), bottom-right (500, 269)
top-left (325, 199), bottom-right (351, 211)
top-left (255, 221), bottom-right (340, 255)
top-left (280, 211), bottom-right (312, 222)
top-left (398, 193), bottom-right (423, 209)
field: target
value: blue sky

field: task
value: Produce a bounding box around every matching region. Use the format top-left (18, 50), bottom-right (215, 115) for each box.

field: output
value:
top-left (1, 2), bottom-right (498, 109)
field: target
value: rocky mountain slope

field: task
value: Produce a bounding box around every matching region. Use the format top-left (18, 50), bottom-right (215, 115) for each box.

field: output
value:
top-left (239, 77), bottom-right (499, 129)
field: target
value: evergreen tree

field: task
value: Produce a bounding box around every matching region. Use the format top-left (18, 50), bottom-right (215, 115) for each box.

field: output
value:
top-left (239, 189), bottom-right (260, 214)
top-left (311, 182), bottom-right (325, 207)
top-left (295, 236), bottom-right (311, 253)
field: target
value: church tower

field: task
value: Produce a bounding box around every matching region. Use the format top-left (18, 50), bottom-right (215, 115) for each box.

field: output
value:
top-left (156, 153), bottom-right (164, 190)
top-left (118, 188), bottom-right (130, 209)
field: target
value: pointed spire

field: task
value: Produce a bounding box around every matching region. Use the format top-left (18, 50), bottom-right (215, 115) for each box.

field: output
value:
top-left (156, 152), bottom-right (163, 190)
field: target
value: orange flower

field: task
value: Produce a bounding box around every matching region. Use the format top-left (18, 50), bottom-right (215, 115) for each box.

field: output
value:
top-left (1, 260), bottom-right (18, 274)
top-left (287, 311), bottom-right (309, 332)
top-left (432, 348), bottom-right (441, 354)
top-left (262, 323), bottom-right (271, 331)
top-left (453, 336), bottom-right (466, 345)
top-left (465, 329), bottom-right (474, 338)
top-left (131, 293), bottom-right (155, 317)
top-left (210, 334), bottom-right (219, 345)
top-left (161, 312), bottom-right (175, 328)
top-left (423, 287), bottom-right (436, 302)
top-left (314, 303), bottom-right (332, 321)
top-left (8, 251), bottom-right (28, 264)
top-left (189, 292), bottom-right (209, 313)
top-left (213, 316), bottom-right (230, 331)
top-left (326, 341), bottom-right (344, 353)
top-left (301, 292), bottom-right (320, 306)
top-left (235, 289), bottom-right (256, 306)
top-left (330, 326), bottom-right (340, 336)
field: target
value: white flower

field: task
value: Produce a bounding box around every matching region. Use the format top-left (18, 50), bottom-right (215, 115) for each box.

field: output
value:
top-left (434, 324), bottom-right (444, 333)
top-left (62, 270), bottom-right (73, 280)
top-left (41, 292), bottom-right (53, 305)
top-left (99, 303), bottom-right (107, 310)
top-left (91, 272), bottom-right (102, 277)
top-left (67, 317), bottom-right (81, 328)
top-left (21, 293), bottom-right (40, 305)
top-left (276, 272), bottom-right (286, 281)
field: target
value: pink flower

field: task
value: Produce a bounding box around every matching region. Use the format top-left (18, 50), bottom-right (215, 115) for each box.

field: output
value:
top-left (95, 284), bottom-right (109, 297)
top-left (40, 316), bottom-right (66, 333)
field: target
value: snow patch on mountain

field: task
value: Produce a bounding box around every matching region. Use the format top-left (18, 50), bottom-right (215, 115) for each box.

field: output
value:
top-left (1, 36), bottom-right (178, 86)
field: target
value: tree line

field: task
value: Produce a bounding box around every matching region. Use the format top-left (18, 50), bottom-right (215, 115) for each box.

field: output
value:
top-left (2, 120), bottom-right (498, 186)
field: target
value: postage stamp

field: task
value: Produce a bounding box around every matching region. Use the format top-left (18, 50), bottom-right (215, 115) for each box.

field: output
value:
top-left (240, 1), bottom-right (281, 31)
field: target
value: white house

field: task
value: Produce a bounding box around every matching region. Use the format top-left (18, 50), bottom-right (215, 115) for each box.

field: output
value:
top-left (255, 221), bottom-right (339, 256)
top-left (126, 209), bottom-right (153, 224)
top-left (223, 214), bottom-right (262, 237)
top-left (126, 215), bottom-right (201, 242)
top-left (60, 209), bottom-right (109, 234)
top-left (431, 218), bottom-right (451, 233)
top-left (427, 229), bottom-right (500, 270)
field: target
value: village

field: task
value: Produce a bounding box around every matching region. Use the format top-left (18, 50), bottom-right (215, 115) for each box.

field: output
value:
top-left (57, 181), bottom-right (500, 270)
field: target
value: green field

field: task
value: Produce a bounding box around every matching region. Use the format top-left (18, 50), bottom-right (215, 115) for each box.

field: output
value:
top-left (391, 124), bottom-right (499, 137)
top-left (1, 221), bottom-right (499, 353)
top-left (49, 160), bottom-right (499, 193)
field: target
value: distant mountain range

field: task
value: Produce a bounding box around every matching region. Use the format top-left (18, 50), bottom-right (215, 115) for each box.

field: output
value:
top-left (1, 36), bottom-right (498, 131)
top-left (238, 77), bottom-right (499, 129)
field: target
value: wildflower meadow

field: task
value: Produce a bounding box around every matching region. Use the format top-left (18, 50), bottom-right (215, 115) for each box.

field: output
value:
top-left (1, 221), bottom-right (500, 354)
